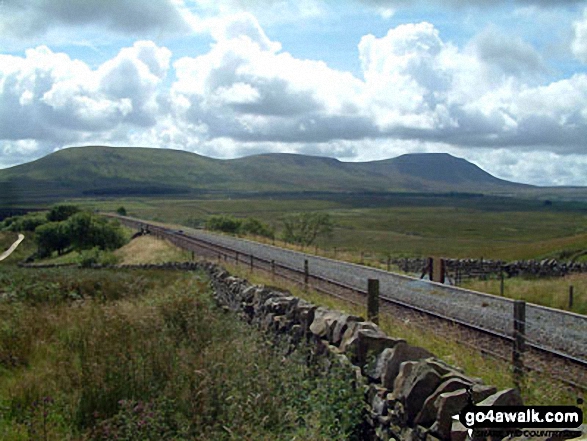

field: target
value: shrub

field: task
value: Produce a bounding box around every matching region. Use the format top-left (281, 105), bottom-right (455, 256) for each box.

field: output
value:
top-left (281, 212), bottom-right (334, 246)
top-left (6, 213), bottom-right (48, 232)
top-left (241, 217), bottom-right (275, 239)
top-left (67, 212), bottom-right (126, 251)
top-left (205, 215), bottom-right (242, 234)
top-left (77, 248), bottom-right (120, 268)
top-left (115, 207), bottom-right (127, 216)
top-left (35, 221), bottom-right (71, 257)
top-left (47, 205), bottom-right (80, 222)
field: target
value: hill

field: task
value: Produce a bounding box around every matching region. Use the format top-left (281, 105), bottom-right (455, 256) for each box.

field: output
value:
top-left (0, 145), bottom-right (530, 203)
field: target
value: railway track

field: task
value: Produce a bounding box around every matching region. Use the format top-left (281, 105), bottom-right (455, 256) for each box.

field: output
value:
top-left (108, 214), bottom-right (587, 390)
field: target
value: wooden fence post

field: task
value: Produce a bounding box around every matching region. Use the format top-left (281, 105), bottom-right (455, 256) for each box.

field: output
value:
top-left (368, 279), bottom-right (380, 325)
top-left (386, 255), bottom-right (391, 272)
top-left (304, 259), bottom-right (309, 289)
top-left (500, 269), bottom-right (505, 296)
top-left (513, 300), bottom-right (526, 390)
top-left (569, 285), bottom-right (574, 310)
top-left (431, 257), bottom-right (445, 283)
top-left (271, 260), bottom-right (275, 279)
top-left (249, 254), bottom-right (254, 271)
top-left (235, 251), bottom-right (239, 266)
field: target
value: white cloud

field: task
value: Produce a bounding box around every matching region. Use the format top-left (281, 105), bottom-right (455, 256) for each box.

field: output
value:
top-left (2, 11), bottom-right (587, 186)
top-left (193, 0), bottom-right (324, 25)
top-left (172, 13), bottom-right (367, 141)
top-left (470, 28), bottom-right (547, 78)
top-left (0, 41), bottom-right (172, 166)
top-left (0, 0), bottom-right (195, 38)
top-left (377, 7), bottom-right (396, 19)
top-left (572, 8), bottom-right (587, 63)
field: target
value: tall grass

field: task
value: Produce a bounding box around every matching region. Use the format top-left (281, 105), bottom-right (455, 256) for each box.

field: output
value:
top-left (0, 267), bottom-right (365, 440)
top-left (0, 232), bottom-right (18, 253)
top-left (220, 261), bottom-right (586, 414)
top-left (461, 273), bottom-right (587, 315)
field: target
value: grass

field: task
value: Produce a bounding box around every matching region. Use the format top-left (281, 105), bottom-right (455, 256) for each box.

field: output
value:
top-left (461, 273), bottom-right (587, 315)
top-left (0, 266), bottom-right (365, 440)
top-left (115, 217), bottom-right (587, 314)
top-left (0, 232), bottom-right (18, 253)
top-left (113, 235), bottom-right (192, 265)
top-left (72, 194), bottom-right (587, 262)
top-left (219, 260), bottom-right (586, 415)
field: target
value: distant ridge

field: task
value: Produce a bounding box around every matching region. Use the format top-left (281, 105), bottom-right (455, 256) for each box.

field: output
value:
top-left (0, 146), bottom-right (530, 202)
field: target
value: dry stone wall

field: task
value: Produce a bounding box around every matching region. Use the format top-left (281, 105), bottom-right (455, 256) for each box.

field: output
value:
top-left (17, 260), bottom-right (525, 440)
top-left (393, 257), bottom-right (587, 280)
top-left (200, 261), bottom-right (523, 441)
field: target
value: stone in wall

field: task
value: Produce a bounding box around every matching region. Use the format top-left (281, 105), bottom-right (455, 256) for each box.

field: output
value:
top-left (115, 261), bottom-right (533, 441)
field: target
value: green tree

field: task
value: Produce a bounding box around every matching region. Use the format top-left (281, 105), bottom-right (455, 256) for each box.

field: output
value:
top-left (35, 222), bottom-right (70, 257)
top-left (67, 212), bottom-right (126, 251)
top-left (116, 206), bottom-right (127, 216)
top-left (47, 205), bottom-right (80, 222)
top-left (7, 213), bottom-right (47, 232)
top-left (241, 217), bottom-right (275, 239)
top-left (205, 215), bottom-right (243, 234)
top-left (281, 212), bottom-right (334, 247)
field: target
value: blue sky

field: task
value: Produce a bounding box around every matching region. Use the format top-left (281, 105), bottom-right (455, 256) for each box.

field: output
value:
top-left (1, 0), bottom-right (587, 186)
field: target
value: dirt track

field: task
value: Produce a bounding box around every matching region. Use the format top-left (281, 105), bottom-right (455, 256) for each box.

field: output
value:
top-left (0, 233), bottom-right (24, 262)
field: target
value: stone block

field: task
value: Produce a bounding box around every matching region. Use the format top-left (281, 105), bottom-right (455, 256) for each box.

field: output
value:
top-left (381, 342), bottom-right (433, 390)
top-left (393, 360), bottom-right (443, 424)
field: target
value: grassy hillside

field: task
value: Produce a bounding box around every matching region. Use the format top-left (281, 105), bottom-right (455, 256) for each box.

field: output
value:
top-left (78, 194), bottom-right (587, 261)
top-left (0, 145), bottom-right (530, 202)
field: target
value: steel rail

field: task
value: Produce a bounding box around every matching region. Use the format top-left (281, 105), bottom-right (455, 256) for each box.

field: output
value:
top-left (108, 214), bottom-right (587, 374)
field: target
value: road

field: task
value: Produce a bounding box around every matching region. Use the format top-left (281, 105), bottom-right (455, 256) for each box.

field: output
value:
top-left (0, 233), bottom-right (24, 262)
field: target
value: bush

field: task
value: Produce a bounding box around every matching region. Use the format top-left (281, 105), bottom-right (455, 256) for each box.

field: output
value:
top-left (47, 205), bottom-right (80, 222)
top-left (35, 221), bottom-right (71, 257)
top-left (77, 247), bottom-right (120, 268)
top-left (205, 215), bottom-right (274, 239)
top-left (67, 212), bottom-right (126, 251)
top-left (281, 212), bottom-right (334, 247)
top-left (241, 217), bottom-right (275, 239)
top-left (205, 215), bottom-right (242, 234)
top-left (7, 213), bottom-right (48, 232)
top-left (115, 207), bottom-right (127, 216)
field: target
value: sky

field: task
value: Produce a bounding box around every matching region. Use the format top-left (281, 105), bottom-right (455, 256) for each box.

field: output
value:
top-left (1, 0), bottom-right (587, 186)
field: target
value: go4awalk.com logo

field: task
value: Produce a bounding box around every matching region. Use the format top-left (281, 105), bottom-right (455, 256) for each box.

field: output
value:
top-left (454, 405), bottom-right (583, 439)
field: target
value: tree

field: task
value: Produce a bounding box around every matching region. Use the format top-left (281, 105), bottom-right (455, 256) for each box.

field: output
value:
top-left (35, 222), bottom-right (70, 257)
top-left (281, 212), bottom-right (333, 247)
top-left (8, 213), bottom-right (47, 232)
top-left (67, 212), bottom-right (126, 251)
top-left (241, 217), bottom-right (275, 239)
top-left (205, 215), bottom-right (243, 234)
top-left (47, 205), bottom-right (79, 222)
top-left (116, 206), bottom-right (127, 216)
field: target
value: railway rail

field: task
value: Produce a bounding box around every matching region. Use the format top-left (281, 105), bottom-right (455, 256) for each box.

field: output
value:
top-left (108, 214), bottom-right (587, 389)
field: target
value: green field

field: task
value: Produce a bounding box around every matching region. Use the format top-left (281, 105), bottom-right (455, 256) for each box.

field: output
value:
top-left (67, 193), bottom-right (587, 261)
top-left (0, 265), bottom-right (363, 440)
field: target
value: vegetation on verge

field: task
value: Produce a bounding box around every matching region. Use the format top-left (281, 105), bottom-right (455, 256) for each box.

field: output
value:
top-left (461, 274), bottom-right (587, 315)
top-left (205, 214), bottom-right (275, 239)
top-left (0, 267), bottom-right (365, 440)
top-left (1, 206), bottom-right (127, 265)
top-left (281, 212), bottom-right (334, 247)
top-left (220, 260), bottom-right (586, 415)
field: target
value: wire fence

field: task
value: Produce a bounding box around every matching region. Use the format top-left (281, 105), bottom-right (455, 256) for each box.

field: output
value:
top-left (109, 214), bottom-right (587, 388)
